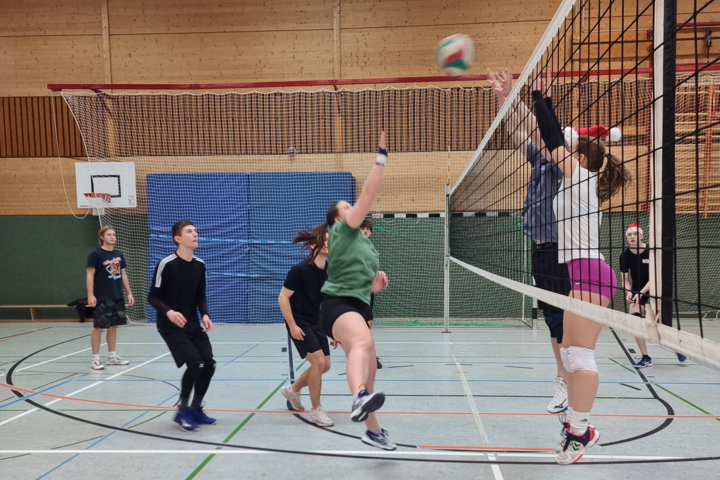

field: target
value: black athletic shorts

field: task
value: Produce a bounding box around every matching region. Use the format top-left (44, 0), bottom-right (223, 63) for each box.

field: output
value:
top-left (159, 328), bottom-right (214, 368)
top-left (531, 242), bottom-right (571, 313)
top-left (632, 291), bottom-right (650, 306)
top-left (93, 299), bottom-right (127, 329)
top-left (320, 296), bottom-right (373, 340)
top-left (288, 323), bottom-right (330, 358)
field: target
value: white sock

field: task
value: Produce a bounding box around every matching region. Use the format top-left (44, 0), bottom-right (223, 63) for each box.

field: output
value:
top-left (93, 354), bottom-right (100, 362)
top-left (569, 410), bottom-right (590, 436)
top-left (108, 351), bottom-right (116, 358)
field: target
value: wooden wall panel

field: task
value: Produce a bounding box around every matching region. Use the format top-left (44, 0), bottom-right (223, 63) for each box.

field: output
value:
top-left (0, 36), bottom-right (104, 96)
top-left (1, 148), bottom-right (659, 216)
top-left (0, 0), bottom-right (101, 37)
top-left (341, 22), bottom-right (545, 78)
top-left (0, 157), bottom-right (89, 216)
top-left (0, 97), bottom-right (86, 158)
top-left (110, 31), bottom-right (335, 84)
top-left (342, 0), bottom-right (558, 28)
top-left (108, 0), bottom-right (333, 34)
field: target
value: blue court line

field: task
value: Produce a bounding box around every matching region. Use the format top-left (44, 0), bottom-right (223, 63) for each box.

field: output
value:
top-left (220, 343), bottom-right (261, 368)
top-left (0, 381), bottom-right (72, 410)
top-left (60, 378), bottom-right (720, 385)
top-left (36, 390), bottom-right (180, 480)
top-left (652, 344), bottom-right (720, 373)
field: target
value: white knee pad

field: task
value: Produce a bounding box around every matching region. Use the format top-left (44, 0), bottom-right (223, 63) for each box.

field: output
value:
top-left (567, 346), bottom-right (597, 373)
top-left (560, 347), bottom-right (573, 373)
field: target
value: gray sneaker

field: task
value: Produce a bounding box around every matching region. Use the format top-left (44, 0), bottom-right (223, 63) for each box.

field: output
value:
top-left (362, 429), bottom-right (397, 451)
top-left (107, 355), bottom-right (129, 366)
top-left (281, 385), bottom-right (305, 411)
top-left (308, 407), bottom-right (334, 427)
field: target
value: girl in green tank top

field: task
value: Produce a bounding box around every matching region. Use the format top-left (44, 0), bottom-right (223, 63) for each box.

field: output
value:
top-left (319, 131), bottom-right (395, 451)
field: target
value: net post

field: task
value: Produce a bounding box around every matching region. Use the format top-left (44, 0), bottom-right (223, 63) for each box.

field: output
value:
top-left (443, 183), bottom-right (450, 333)
top-left (648, 0), bottom-right (678, 330)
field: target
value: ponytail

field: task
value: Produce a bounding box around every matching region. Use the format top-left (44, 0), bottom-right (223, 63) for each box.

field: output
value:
top-left (576, 135), bottom-right (631, 203)
top-left (326, 201), bottom-right (341, 227)
top-left (292, 223), bottom-right (328, 263)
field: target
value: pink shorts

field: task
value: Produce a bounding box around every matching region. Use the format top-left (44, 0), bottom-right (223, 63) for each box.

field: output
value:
top-left (566, 258), bottom-right (618, 300)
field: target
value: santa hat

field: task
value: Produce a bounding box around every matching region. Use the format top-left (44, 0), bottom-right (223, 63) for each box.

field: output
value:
top-left (564, 125), bottom-right (622, 146)
top-left (626, 223), bottom-right (643, 236)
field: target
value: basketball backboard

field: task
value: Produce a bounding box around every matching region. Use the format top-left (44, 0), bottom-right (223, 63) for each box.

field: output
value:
top-left (76, 162), bottom-right (137, 209)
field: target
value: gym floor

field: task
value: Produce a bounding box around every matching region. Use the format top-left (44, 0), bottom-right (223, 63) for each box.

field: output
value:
top-left (1, 323), bottom-right (719, 479)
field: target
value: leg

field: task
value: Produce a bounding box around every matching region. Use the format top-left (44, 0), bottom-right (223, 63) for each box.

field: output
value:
top-left (180, 363), bottom-right (204, 409)
top-left (333, 312), bottom-right (375, 395)
top-left (191, 332), bottom-right (216, 407)
top-left (292, 366), bottom-right (311, 392)
top-left (562, 290), bottom-right (608, 414)
top-left (303, 350), bottom-right (327, 410)
top-left (630, 304), bottom-right (649, 356)
top-left (106, 326), bottom-right (118, 352)
top-left (551, 340), bottom-right (567, 377)
top-left (545, 309), bottom-right (568, 413)
top-left (363, 341), bottom-right (381, 431)
top-left (545, 310), bottom-right (567, 378)
top-left (91, 328), bottom-right (103, 355)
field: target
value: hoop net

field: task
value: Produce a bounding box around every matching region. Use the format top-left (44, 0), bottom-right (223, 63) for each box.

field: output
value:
top-left (84, 193), bottom-right (111, 216)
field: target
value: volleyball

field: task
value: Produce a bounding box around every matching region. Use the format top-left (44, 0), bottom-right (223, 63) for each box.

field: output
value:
top-left (435, 34), bottom-right (475, 76)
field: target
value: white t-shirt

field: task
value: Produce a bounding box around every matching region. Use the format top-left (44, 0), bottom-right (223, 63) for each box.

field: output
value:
top-left (553, 160), bottom-right (603, 263)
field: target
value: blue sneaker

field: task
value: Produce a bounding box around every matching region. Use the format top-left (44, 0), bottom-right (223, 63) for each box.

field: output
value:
top-left (677, 353), bottom-right (688, 362)
top-left (362, 429), bottom-right (397, 451)
top-left (174, 409), bottom-right (199, 432)
top-left (192, 406), bottom-right (217, 425)
top-left (350, 390), bottom-right (385, 422)
top-left (634, 357), bottom-right (653, 368)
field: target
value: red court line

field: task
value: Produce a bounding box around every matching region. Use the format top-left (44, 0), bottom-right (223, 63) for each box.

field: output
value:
top-left (2, 382), bottom-right (719, 419)
top-left (0, 330), bottom-right (43, 344)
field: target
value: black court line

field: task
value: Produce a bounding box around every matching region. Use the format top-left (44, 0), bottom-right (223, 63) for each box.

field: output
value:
top-left (505, 366), bottom-right (534, 370)
top-left (620, 383), bottom-right (643, 391)
top-left (600, 330), bottom-right (675, 447)
top-left (6, 338), bottom-right (720, 466)
top-left (386, 365), bottom-right (414, 369)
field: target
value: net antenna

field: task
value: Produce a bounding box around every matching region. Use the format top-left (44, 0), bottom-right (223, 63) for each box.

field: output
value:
top-left (84, 192), bottom-right (111, 216)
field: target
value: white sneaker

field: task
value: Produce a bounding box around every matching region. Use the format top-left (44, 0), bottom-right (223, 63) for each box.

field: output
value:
top-left (107, 355), bottom-right (130, 366)
top-left (308, 407), bottom-right (334, 427)
top-left (547, 377), bottom-right (568, 414)
top-left (281, 385), bottom-right (305, 411)
top-left (91, 359), bottom-right (105, 370)
top-left (557, 426), bottom-right (600, 465)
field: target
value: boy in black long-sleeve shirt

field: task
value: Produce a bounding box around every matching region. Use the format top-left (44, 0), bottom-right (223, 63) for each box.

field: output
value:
top-left (148, 220), bottom-right (216, 432)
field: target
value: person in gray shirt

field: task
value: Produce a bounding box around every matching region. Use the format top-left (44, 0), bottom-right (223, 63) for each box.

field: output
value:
top-left (487, 68), bottom-right (571, 414)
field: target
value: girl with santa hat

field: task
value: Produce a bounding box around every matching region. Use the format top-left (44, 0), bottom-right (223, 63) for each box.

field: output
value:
top-left (531, 79), bottom-right (631, 464)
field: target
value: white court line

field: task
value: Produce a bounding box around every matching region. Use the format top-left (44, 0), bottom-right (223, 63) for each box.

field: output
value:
top-left (496, 453), bottom-right (684, 460)
top-left (0, 352), bottom-right (170, 428)
top-left (0, 345), bottom-right (104, 378)
top-left (0, 450), bottom-right (687, 460)
top-left (487, 454), bottom-right (504, 480)
top-left (453, 354), bottom-right (490, 445)
top-left (136, 342), bottom-right (623, 345)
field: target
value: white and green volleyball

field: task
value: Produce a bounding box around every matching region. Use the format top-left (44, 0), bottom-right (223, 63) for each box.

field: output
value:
top-left (435, 34), bottom-right (475, 76)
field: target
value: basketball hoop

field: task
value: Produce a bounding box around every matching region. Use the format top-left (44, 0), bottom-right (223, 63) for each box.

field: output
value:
top-left (84, 193), bottom-right (111, 216)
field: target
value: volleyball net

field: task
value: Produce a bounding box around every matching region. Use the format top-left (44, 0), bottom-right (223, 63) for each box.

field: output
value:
top-left (449, 0), bottom-right (720, 366)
